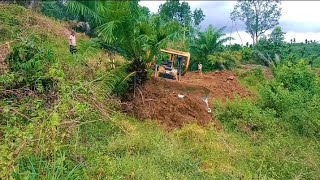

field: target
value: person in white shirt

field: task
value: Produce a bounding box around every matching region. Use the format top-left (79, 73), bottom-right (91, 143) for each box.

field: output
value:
top-left (69, 31), bottom-right (76, 54)
top-left (198, 63), bottom-right (203, 76)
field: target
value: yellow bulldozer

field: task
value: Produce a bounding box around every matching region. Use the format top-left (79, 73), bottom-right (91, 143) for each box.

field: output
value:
top-left (154, 48), bottom-right (190, 81)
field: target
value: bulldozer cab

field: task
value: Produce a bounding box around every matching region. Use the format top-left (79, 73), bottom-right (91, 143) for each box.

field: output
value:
top-left (154, 48), bottom-right (190, 81)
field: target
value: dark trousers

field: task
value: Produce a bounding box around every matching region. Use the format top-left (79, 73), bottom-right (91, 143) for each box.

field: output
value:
top-left (70, 45), bottom-right (76, 54)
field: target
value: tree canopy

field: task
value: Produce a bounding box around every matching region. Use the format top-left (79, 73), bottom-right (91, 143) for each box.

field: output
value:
top-left (158, 0), bottom-right (204, 27)
top-left (231, 0), bottom-right (282, 44)
top-left (158, 0), bottom-right (205, 44)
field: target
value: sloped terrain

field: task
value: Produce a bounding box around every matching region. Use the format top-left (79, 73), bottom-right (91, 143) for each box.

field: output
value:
top-left (1, 4), bottom-right (319, 180)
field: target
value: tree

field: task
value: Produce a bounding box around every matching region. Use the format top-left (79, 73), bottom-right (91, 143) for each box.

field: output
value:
top-left (193, 8), bottom-right (205, 27)
top-left (191, 25), bottom-right (231, 59)
top-left (254, 26), bottom-right (286, 66)
top-left (68, 0), bottom-right (181, 88)
top-left (158, 0), bottom-right (205, 43)
top-left (231, 0), bottom-right (281, 44)
top-left (190, 25), bottom-right (232, 70)
top-left (159, 0), bottom-right (190, 25)
top-left (269, 26), bottom-right (285, 46)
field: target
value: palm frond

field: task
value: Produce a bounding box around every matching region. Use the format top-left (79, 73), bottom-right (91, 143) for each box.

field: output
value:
top-left (90, 64), bottom-right (131, 97)
top-left (96, 21), bottom-right (120, 44)
top-left (67, 0), bottom-right (102, 25)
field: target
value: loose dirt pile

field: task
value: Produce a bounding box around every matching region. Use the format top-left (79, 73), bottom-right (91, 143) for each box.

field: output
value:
top-left (123, 71), bottom-right (252, 130)
top-left (124, 79), bottom-right (212, 131)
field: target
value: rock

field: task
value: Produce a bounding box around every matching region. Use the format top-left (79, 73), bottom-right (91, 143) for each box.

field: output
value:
top-left (227, 76), bottom-right (235, 80)
top-left (178, 94), bottom-right (185, 98)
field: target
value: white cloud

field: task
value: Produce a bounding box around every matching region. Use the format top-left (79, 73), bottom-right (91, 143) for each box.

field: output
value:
top-left (280, 2), bottom-right (320, 24)
top-left (139, 1), bottom-right (165, 13)
top-left (280, 1), bottom-right (320, 32)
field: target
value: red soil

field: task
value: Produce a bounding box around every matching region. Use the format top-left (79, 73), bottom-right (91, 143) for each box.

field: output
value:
top-left (123, 70), bottom-right (253, 131)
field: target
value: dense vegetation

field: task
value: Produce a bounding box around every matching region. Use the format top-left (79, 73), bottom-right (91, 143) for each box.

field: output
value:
top-left (0, 1), bottom-right (320, 179)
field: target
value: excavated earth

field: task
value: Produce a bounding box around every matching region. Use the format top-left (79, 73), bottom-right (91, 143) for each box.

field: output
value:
top-left (123, 71), bottom-right (253, 131)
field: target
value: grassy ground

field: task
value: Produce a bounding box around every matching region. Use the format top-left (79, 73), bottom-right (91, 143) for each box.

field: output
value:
top-left (65, 113), bottom-right (319, 179)
top-left (0, 4), bottom-right (319, 179)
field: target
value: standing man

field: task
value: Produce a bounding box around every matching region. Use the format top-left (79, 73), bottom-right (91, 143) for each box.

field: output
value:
top-left (69, 31), bottom-right (76, 54)
top-left (198, 63), bottom-right (203, 77)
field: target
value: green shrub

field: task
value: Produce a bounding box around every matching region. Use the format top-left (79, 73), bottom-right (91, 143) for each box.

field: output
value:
top-left (215, 98), bottom-right (276, 133)
top-left (258, 60), bottom-right (320, 136)
top-left (259, 81), bottom-right (296, 116)
top-left (0, 72), bottom-right (16, 87)
top-left (274, 60), bottom-right (319, 92)
top-left (260, 85), bottom-right (320, 136)
top-left (240, 47), bottom-right (255, 64)
top-left (5, 37), bottom-right (56, 91)
top-left (207, 51), bottom-right (241, 70)
top-left (219, 60), bottom-right (320, 137)
top-left (239, 67), bottom-right (266, 87)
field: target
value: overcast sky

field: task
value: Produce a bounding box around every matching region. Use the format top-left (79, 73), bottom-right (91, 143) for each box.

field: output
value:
top-left (139, 1), bottom-right (320, 44)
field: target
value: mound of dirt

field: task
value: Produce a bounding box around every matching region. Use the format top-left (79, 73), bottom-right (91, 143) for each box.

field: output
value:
top-left (124, 79), bottom-right (212, 131)
top-left (123, 71), bottom-right (252, 130)
top-left (181, 71), bottom-right (252, 100)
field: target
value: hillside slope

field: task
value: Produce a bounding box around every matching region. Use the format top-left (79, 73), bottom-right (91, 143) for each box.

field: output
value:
top-left (0, 4), bottom-right (319, 179)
